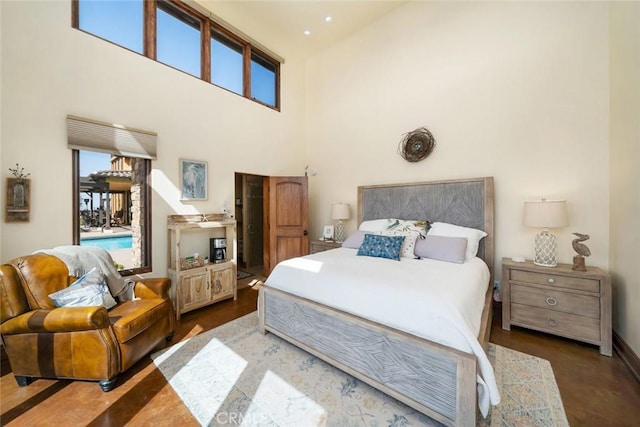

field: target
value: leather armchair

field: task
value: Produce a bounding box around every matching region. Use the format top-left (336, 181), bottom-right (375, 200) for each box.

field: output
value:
top-left (0, 253), bottom-right (175, 391)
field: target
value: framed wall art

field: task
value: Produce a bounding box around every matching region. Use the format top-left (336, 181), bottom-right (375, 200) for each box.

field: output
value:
top-left (180, 159), bottom-right (208, 201)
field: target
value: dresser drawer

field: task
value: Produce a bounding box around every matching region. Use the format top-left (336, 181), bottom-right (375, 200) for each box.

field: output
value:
top-left (511, 284), bottom-right (600, 319)
top-left (510, 269), bottom-right (599, 293)
top-left (511, 303), bottom-right (600, 343)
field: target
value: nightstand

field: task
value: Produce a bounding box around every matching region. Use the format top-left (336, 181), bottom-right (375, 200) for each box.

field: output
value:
top-left (501, 257), bottom-right (612, 356)
top-left (310, 239), bottom-right (342, 254)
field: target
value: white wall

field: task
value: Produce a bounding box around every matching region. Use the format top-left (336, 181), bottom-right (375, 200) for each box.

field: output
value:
top-left (0, 0), bottom-right (306, 274)
top-left (305, 1), bottom-right (611, 279)
top-left (609, 2), bottom-right (640, 356)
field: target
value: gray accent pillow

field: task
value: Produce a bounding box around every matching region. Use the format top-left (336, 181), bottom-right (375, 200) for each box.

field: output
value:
top-left (341, 230), bottom-right (366, 249)
top-left (414, 235), bottom-right (468, 264)
top-left (49, 267), bottom-right (117, 309)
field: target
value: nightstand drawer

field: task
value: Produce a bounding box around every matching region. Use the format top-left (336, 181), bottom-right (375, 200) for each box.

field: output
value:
top-left (511, 269), bottom-right (599, 293)
top-left (310, 240), bottom-right (341, 254)
top-left (511, 303), bottom-right (600, 343)
top-left (511, 284), bottom-right (600, 319)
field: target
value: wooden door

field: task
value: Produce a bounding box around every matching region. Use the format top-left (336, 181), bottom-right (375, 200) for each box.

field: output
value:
top-left (263, 176), bottom-right (309, 276)
top-left (243, 175), bottom-right (264, 269)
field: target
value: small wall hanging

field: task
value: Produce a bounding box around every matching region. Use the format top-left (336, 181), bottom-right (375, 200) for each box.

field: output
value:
top-left (398, 127), bottom-right (436, 162)
top-left (5, 163), bottom-right (31, 223)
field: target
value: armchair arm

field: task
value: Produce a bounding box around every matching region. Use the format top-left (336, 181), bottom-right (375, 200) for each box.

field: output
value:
top-left (134, 277), bottom-right (171, 300)
top-left (0, 306), bottom-right (110, 335)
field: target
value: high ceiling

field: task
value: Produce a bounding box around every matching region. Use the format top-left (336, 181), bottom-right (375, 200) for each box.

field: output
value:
top-left (195, 1), bottom-right (406, 58)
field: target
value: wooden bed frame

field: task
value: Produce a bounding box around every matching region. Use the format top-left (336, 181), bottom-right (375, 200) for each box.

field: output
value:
top-left (258, 177), bottom-right (494, 426)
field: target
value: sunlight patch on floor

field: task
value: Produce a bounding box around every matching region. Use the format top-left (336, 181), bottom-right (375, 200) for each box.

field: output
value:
top-left (245, 370), bottom-right (327, 426)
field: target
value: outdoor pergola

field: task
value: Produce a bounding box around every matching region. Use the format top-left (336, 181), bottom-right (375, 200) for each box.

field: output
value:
top-left (79, 170), bottom-right (131, 230)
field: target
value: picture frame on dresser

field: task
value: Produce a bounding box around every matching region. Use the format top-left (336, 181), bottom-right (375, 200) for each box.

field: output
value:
top-left (321, 225), bottom-right (334, 241)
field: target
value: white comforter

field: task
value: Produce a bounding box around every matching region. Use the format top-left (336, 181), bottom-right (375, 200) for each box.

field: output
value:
top-left (265, 247), bottom-right (501, 416)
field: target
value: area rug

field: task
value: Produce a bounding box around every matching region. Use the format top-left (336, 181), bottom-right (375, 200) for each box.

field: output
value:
top-left (237, 270), bottom-right (253, 280)
top-left (151, 313), bottom-right (568, 426)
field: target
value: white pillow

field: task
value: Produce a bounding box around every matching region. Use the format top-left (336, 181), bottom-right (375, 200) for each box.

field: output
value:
top-left (358, 219), bottom-right (398, 232)
top-left (49, 268), bottom-right (117, 309)
top-left (428, 222), bottom-right (487, 261)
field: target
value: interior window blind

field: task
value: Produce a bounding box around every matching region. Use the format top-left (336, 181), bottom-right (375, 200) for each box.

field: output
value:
top-left (67, 115), bottom-right (158, 160)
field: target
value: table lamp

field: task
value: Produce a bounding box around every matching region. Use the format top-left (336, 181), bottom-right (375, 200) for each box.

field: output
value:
top-left (523, 199), bottom-right (568, 267)
top-left (331, 203), bottom-right (350, 243)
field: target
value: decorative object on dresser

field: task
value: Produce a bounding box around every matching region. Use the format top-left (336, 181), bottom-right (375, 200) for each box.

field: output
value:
top-left (310, 239), bottom-right (341, 254)
top-left (397, 126), bottom-right (435, 162)
top-left (331, 202), bottom-right (350, 243)
top-left (321, 224), bottom-right (334, 241)
top-left (571, 232), bottom-right (591, 271)
top-left (167, 215), bottom-right (237, 319)
top-left (502, 257), bottom-right (611, 356)
top-left (523, 199), bottom-right (568, 267)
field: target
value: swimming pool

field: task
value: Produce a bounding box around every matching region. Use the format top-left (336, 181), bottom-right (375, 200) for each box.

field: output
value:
top-left (81, 235), bottom-right (132, 250)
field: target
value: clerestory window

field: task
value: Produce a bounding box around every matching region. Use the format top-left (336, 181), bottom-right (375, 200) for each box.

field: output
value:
top-left (73, 0), bottom-right (281, 110)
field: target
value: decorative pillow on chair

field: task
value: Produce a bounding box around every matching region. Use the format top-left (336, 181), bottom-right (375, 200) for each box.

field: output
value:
top-left (357, 234), bottom-right (405, 261)
top-left (49, 267), bottom-right (117, 309)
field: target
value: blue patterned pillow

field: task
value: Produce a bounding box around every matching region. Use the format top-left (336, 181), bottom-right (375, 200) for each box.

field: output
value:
top-left (357, 234), bottom-right (405, 261)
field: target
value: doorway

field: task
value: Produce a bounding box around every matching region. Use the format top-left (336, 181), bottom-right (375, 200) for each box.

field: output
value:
top-left (234, 173), bottom-right (265, 278)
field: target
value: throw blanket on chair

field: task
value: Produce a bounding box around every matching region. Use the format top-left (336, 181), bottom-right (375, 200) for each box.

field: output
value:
top-left (35, 245), bottom-right (134, 301)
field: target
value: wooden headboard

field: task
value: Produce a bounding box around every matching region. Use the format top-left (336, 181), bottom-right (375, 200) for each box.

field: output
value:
top-left (357, 177), bottom-right (495, 280)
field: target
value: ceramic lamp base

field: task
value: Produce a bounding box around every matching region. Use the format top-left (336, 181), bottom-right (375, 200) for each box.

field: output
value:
top-left (533, 229), bottom-right (558, 267)
top-left (335, 221), bottom-right (346, 243)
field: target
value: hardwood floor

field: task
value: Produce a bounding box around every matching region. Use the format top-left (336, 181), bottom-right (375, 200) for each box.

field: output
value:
top-left (490, 306), bottom-right (640, 426)
top-left (1, 283), bottom-right (639, 426)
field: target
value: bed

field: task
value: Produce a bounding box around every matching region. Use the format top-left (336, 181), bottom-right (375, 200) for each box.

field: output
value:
top-left (257, 177), bottom-right (497, 426)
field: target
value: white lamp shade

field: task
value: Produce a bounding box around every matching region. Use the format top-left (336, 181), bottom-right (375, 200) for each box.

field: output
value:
top-left (523, 200), bottom-right (568, 229)
top-left (331, 203), bottom-right (350, 220)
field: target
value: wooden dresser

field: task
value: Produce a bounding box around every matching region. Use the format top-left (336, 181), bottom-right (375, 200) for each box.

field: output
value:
top-left (310, 239), bottom-right (342, 254)
top-left (501, 257), bottom-right (612, 356)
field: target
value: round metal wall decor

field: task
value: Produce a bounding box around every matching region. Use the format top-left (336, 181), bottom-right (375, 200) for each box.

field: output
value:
top-left (398, 127), bottom-right (435, 163)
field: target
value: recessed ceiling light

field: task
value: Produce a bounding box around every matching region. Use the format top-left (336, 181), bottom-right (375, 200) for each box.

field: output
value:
top-left (304, 30), bottom-right (311, 36)
top-left (325, 16), bottom-right (332, 23)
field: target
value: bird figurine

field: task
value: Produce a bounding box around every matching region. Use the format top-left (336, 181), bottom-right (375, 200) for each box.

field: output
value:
top-left (571, 232), bottom-right (590, 271)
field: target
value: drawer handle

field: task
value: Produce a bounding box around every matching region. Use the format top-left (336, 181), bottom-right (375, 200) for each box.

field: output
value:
top-left (546, 318), bottom-right (558, 327)
top-left (545, 297), bottom-right (558, 306)
top-left (547, 278), bottom-right (555, 284)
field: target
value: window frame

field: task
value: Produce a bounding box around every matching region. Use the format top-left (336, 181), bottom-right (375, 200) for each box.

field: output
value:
top-left (72, 150), bottom-right (153, 276)
top-left (72, 0), bottom-right (281, 111)
top-left (155, 0), bottom-right (203, 78)
top-left (210, 27), bottom-right (245, 96)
